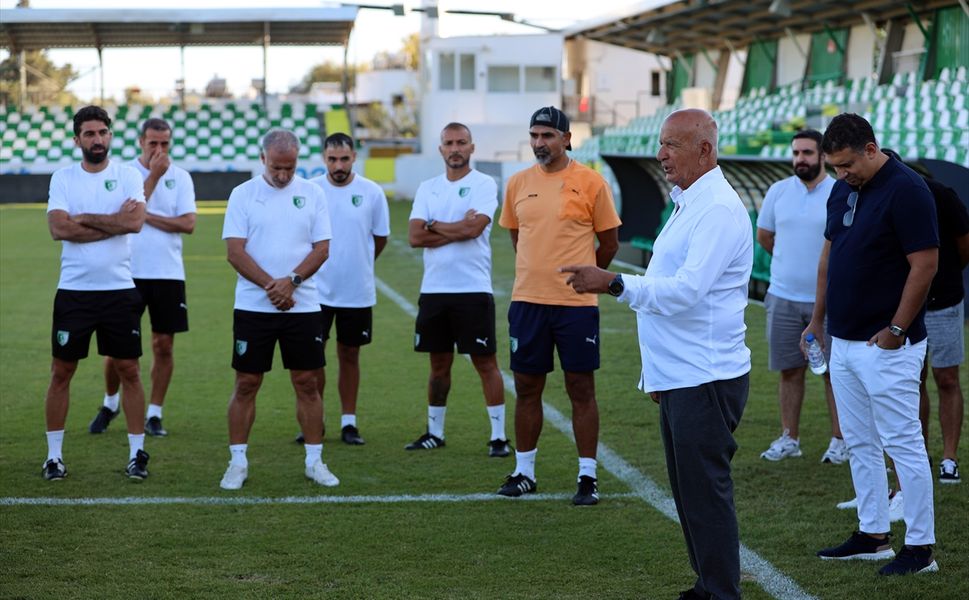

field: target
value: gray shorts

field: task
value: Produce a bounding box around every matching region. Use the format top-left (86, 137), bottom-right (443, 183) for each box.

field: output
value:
top-left (765, 292), bottom-right (831, 371)
top-left (925, 302), bottom-right (965, 368)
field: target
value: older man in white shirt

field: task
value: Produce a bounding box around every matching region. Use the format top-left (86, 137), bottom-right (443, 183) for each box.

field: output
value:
top-left (562, 108), bottom-right (752, 600)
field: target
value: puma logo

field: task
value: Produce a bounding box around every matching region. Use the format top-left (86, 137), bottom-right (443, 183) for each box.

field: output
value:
top-left (179, 302), bottom-right (187, 309)
top-left (585, 335), bottom-right (597, 345)
top-left (314, 336), bottom-right (323, 343)
top-left (475, 337), bottom-right (488, 346)
top-left (490, 415), bottom-right (501, 422)
top-left (362, 331), bottom-right (369, 338)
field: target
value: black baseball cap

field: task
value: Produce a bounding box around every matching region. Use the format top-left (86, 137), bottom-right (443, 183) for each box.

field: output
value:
top-left (530, 106), bottom-right (572, 150)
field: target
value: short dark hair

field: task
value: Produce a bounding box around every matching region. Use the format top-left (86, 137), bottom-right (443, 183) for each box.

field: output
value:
top-left (73, 105), bottom-right (111, 136)
top-left (440, 122), bottom-right (471, 141)
top-left (140, 118), bottom-right (171, 137)
top-left (324, 133), bottom-right (354, 150)
top-left (792, 129), bottom-right (822, 149)
top-left (821, 113), bottom-right (877, 154)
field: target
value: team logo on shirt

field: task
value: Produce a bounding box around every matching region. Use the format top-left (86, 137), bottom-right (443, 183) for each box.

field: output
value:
top-left (459, 187), bottom-right (470, 197)
top-left (104, 180), bottom-right (117, 191)
top-left (351, 194), bottom-right (363, 207)
top-left (293, 196), bottom-right (306, 209)
top-left (235, 340), bottom-right (248, 356)
top-left (56, 330), bottom-right (70, 346)
top-left (164, 179), bottom-right (176, 189)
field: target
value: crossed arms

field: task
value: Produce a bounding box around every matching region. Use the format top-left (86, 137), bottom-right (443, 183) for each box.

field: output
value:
top-left (48, 199), bottom-right (146, 243)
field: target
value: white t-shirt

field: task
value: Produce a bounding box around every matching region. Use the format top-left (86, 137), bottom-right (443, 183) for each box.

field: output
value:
top-left (757, 175), bottom-right (834, 302)
top-left (129, 159), bottom-right (197, 280)
top-left (409, 169), bottom-right (497, 294)
top-left (222, 175), bottom-right (332, 313)
top-left (310, 174), bottom-right (391, 308)
top-left (47, 161), bottom-right (146, 291)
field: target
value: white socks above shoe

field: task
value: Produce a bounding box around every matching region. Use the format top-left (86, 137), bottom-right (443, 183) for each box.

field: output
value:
top-left (578, 457), bottom-right (597, 481)
top-left (341, 414), bottom-right (356, 429)
top-left (229, 444), bottom-right (248, 468)
top-left (46, 430), bottom-right (64, 461)
top-left (304, 443), bottom-right (323, 468)
top-left (486, 404), bottom-right (506, 441)
top-left (428, 406), bottom-right (446, 439)
top-left (128, 433), bottom-right (144, 460)
top-left (103, 392), bottom-right (120, 413)
top-left (514, 448), bottom-right (537, 481)
top-left (146, 404), bottom-right (163, 420)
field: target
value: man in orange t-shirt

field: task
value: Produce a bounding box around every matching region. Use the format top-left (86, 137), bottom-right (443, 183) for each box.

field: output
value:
top-left (497, 106), bottom-right (621, 505)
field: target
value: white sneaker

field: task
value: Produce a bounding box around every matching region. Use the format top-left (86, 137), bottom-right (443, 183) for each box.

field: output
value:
top-left (836, 497), bottom-right (858, 510)
top-left (220, 463), bottom-right (248, 490)
top-left (889, 490), bottom-right (904, 523)
top-left (760, 430), bottom-right (802, 461)
top-left (821, 437), bottom-right (849, 464)
top-left (305, 460), bottom-right (340, 487)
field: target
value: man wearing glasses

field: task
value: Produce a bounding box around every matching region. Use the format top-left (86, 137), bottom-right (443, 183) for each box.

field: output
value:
top-left (804, 114), bottom-right (939, 576)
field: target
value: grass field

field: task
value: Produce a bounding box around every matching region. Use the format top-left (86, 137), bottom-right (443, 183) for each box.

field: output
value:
top-left (0, 198), bottom-right (966, 599)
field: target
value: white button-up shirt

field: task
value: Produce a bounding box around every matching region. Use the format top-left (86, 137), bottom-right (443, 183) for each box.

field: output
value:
top-left (618, 166), bottom-right (753, 392)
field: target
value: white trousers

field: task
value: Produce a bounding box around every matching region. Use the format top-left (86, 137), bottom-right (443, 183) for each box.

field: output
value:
top-left (830, 337), bottom-right (935, 545)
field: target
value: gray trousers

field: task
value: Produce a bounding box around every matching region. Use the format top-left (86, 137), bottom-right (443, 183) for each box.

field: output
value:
top-left (659, 373), bottom-right (749, 600)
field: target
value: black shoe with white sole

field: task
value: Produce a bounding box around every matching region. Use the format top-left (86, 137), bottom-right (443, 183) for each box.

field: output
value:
top-left (497, 473), bottom-right (536, 497)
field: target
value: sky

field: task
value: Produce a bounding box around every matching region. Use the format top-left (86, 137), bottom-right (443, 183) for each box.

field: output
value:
top-left (0, 0), bottom-right (643, 101)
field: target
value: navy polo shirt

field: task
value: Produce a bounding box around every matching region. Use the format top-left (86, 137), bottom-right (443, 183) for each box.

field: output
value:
top-left (825, 156), bottom-right (938, 343)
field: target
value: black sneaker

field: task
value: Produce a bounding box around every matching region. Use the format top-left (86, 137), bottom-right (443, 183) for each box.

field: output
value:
top-left (125, 449), bottom-right (150, 480)
top-left (878, 544), bottom-right (938, 575)
top-left (573, 475), bottom-right (599, 506)
top-left (42, 458), bottom-right (67, 481)
top-left (677, 589), bottom-right (711, 600)
top-left (341, 425), bottom-right (365, 445)
top-left (939, 459), bottom-right (960, 484)
top-left (497, 473), bottom-right (536, 497)
top-left (817, 531), bottom-right (895, 560)
top-left (488, 438), bottom-right (511, 458)
top-left (145, 416), bottom-right (168, 437)
top-left (89, 406), bottom-right (119, 434)
top-left (294, 432), bottom-right (305, 444)
top-left (405, 432), bottom-right (445, 450)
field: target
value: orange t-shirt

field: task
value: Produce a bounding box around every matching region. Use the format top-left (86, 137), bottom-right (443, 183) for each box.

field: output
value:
top-left (499, 161), bottom-right (621, 306)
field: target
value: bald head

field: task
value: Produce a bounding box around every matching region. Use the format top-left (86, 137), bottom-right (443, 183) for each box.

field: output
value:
top-left (657, 109), bottom-right (719, 190)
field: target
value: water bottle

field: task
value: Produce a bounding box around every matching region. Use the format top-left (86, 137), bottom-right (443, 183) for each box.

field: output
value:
top-left (805, 333), bottom-right (827, 375)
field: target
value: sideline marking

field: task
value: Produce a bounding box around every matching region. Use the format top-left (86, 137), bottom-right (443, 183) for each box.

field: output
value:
top-left (375, 276), bottom-right (815, 600)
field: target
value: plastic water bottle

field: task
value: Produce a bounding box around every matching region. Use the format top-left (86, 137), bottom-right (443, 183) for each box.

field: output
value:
top-left (805, 333), bottom-right (827, 375)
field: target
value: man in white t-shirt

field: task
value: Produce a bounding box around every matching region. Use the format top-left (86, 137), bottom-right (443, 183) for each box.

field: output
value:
top-left (44, 105), bottom-right (151, 481)
top-left (219, 128), bottom-right (337, 490)
top-left (756, 130), bottom-right (845, 465)
top-left (405, 123), bottom-right (509, 457)
top-left (306, 133), bottom-right (390, 446)
top-left (92, 118), bottom-right (197, 438)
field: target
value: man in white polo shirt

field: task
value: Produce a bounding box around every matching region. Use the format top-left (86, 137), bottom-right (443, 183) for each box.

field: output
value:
top-left (44, 105), bottom-right (151, 481)
top-left (307, 132), bottom-right (390, 445)
top-left (756, 129), bottom-right (846, 465)
top-left (92, 118), bottom-right (197, 438)
top-left (219, 128), bottom-right (337, 490)
top-left (405, 122), bottom-right (509, 457)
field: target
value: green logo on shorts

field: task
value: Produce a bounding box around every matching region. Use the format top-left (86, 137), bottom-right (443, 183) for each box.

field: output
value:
top-left (459, 187), bottom-right (470, 197)
top-left (104, 180), bottom-right (118, 191)
top-left (351, 194), bottom-right (363, 207)
top-left (235, 340), bottom-right (248, 356)
top-left (56, 330), bottom-right (70, 346)
top-left (293, 196), bottom-right (306, 209)
top-left (164, 179), bottom-right (176, 189)
top-left (510, 337), bottom-right (518, 353)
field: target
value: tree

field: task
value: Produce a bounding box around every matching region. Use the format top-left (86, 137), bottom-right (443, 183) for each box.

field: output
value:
top-left (290, 60), bottom-right (359, 94)
top-left (0, 50), bottom-right (79, 108)
top-left (401, 33), bottom-right (420, 70)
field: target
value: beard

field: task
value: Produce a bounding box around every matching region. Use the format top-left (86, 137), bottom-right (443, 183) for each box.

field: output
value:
top-left (794, 161), bottom-right (821, 182)
top-left (446, 154), bottom-right (468, 169)
top-left (82, 145), bottom-right (108, 165)
top-left (533, 149), bottom-right (552, 165)
top-left (329, 169), bottom-right (350, 183)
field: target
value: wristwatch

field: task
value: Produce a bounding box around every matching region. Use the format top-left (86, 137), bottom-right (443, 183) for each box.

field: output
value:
top-left (289, 272), bottom-right (303, 288)
top-left (424, 219), bottom-right (436, 231)
top-left (608, 274), bottom-right (625, 297)
top-left (888, 324), bottom-right (906, 337)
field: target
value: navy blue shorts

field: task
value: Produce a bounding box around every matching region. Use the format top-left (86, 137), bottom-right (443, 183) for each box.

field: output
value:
top-left (508, 301), bottom-right (600, 374)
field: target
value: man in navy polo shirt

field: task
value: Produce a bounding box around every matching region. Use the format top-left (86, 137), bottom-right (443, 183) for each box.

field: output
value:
top-left (804, 114), bottom-right (939, 575)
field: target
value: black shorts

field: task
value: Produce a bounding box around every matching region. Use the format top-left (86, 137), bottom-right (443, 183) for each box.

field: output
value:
top-left (134, 279), bottom-right (189, 334)
top-left (321, 305), bottom-right (373, 347)
top-left (508, 301), bottom-right (600, 374)
top-left (51, 289), bottom-right (143, 361)
top-left (232, 309), bottom-right (325, 373)
top-left (415, 293), bottom-right (496, 355)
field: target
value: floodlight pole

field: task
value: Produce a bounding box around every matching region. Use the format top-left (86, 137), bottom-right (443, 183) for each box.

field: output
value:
top-left (342, 38), bottom-right (355, 141)
top-left (262, 22), bottom-right (270, 112)
top-left (97, 46), bottom-right (104, 105)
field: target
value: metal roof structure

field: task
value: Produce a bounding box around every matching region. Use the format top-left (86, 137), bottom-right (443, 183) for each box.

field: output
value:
top-left (565, 0), bottom-right (958, 56)
top-left (0, 7), bottom-right (358, 51)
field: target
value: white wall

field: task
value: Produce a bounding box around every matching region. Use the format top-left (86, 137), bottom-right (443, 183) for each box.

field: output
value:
top-left (777, 34), bottom-right (809, 87)
top-left (354, 70), bottom-right (420, 105)
top-left (719, 49), bottom-right (747, 110)
top-left (846, 24), bottom-right (877, 81)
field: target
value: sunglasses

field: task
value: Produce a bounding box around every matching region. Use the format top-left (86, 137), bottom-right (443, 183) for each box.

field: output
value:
top-left (843, 191), bottom-right (859, 227)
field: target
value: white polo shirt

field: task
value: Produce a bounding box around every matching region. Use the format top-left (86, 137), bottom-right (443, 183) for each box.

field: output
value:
top-left (619, 166), bottom-right (753, 392)
top-left (222, 175), bottom-right (331, 314)
top-left (310, 174), bottom-right (391, 308)
top-left (47, 160), bottom-right (146, 291)
top-left (757, 174), bottom-right (834, 302)
top-left (128, 159), bottom-right (197, 281)
top-left (409, 169), bottom-right (497, 294)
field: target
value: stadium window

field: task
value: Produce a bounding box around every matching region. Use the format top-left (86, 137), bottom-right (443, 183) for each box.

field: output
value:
top-left (651, 71), bottom-right (662, 96)
top-left (487, 66), bottom-right (521, 93)
top-left (524, 66), bottom-right (557, 92)
top-left (439, 52), bottom-right (456, 90)
top-left (459, 53), bottom-right (476, 90)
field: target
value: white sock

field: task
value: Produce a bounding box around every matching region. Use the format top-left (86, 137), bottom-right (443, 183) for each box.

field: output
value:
top-left (103, 393), bottom-right (120, 413)
top-left (46, 430), bottom-right (64, 462)
top-left (515, 448), bottom-right (537, 481)
top-left (341, 414), bottom-right (356, 429)
top-left (428, 406), bottom-right (446, 439)
top-left (128, 433), bottom-right (145, 460)
top-left (146, 404), bottom-right (163, 420)
top-left (304, 443), bottom-right (323, 467)
top-left (578, 457), bottom-right (598, 481)
top-left (486, 404), bottom-right (506, 441)
top-left (229, 444), bottom-right (248, 468)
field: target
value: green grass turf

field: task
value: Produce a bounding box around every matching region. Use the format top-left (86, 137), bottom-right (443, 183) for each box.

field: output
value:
top-left (0, 200), bottom-right (966, 599)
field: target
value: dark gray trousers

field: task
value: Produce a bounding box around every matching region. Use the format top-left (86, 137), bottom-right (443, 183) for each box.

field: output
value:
top-left (659, 373), bottom-right (749, 600)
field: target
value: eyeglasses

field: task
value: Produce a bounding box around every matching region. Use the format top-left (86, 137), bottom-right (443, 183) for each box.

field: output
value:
top-left (843, 191), bottom-right (859, 227)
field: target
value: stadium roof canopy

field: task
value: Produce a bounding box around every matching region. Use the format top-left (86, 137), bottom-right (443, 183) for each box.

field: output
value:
top-left (565, 0), bottom-right (957, 56)
top-left (0, 6), bottom-right (358, 51)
